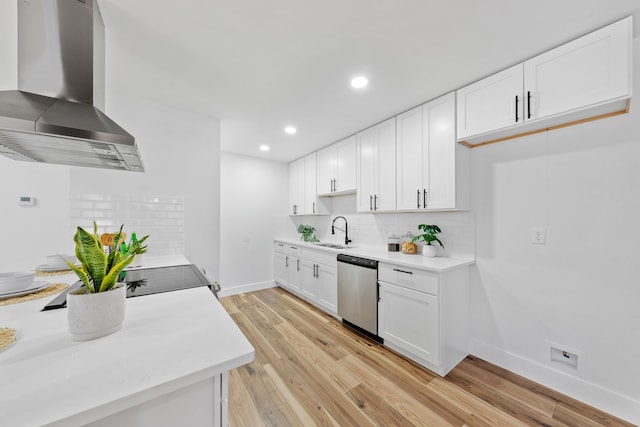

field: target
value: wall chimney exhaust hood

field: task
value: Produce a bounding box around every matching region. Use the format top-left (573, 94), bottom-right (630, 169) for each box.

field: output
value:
top-left (0, 0), bottom-right (144, 172)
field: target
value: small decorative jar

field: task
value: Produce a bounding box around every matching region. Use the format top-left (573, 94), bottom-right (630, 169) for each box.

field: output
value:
top-left (401, 231), bottom-right (418, 254)
top-left (387, 234), bottom-right (400, 252)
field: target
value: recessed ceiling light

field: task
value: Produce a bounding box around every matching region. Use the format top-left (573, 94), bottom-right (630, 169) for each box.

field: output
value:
top-left (351, 76), bottom-right (368, 89)
top-left (284, 126), bottom-right (297, 135)
top-left (259, 145), bottom-right (270, 152)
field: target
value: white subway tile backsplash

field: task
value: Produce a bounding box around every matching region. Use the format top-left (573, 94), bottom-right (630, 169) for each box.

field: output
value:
top-left (70, 193), bottom-right (185, 257)
top-left (276, 194), bottom-right (475, 258)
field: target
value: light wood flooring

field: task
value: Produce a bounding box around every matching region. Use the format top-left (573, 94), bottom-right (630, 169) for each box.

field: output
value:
top-left (221, 287), bottom-right (633, 427)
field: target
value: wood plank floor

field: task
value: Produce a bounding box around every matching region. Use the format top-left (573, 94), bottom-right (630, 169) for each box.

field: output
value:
top-left (221, 287), bottom-right (634, 427)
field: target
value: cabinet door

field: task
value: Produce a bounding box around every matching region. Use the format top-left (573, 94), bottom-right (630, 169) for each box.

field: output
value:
top-left (274, 252), bottom-right (289, 288)
top-left (456, 63), bottom-right (524, 140)
top-left (288, 257), bottom-right (302, 293)
top-left (304, 153), bottom-right (317, 214)
top-left (317, 145), bottom-right (336, 195)
top-left (424, 92), bottom-right (456, 210)
top-left (376, 118), bottom-right (397, 212)
top-left (524, 17), bottom-right (631, 121)
top-left (396, 105), bottom-right (424, 210)
top-left (288, 158), bottom-right (305, 215)
top-left (301, 260), bottom-right (319, 301)
top-left (356, 126), bottom-right (377, 212)
top-left (316, 264), bottom-right (337, 315)
top-left (379, 281), bottom-right (440, 366)
top-left (336, 136), bottom-right (357, 192)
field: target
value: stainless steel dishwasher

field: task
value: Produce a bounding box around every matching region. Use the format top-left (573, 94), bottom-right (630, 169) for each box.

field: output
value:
top-left (337, 254), bottom-right (380, 340)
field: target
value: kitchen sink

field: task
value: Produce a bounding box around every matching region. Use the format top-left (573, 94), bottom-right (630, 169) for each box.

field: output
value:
top-left (313, 243), bottom-right (352, 249)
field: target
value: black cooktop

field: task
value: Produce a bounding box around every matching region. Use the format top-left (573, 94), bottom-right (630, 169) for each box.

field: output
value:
top-left (42, 264), bottom-right (213, 311)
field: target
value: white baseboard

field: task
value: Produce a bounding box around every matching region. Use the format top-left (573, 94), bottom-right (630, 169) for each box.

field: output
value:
top-left (470, 339), bottom-right (640, 425)
top-left (217, 280), bottom-right (275, 297)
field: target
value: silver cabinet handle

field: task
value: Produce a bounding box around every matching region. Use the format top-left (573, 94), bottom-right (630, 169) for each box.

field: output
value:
top-left (527, 90), bottom-right (532, 119)
top-left (515, 95), bottom-right (519, 122)
top-left (393, 268), bottom-right (413, 275)
top-left (290, 246), bottom-right (297, 250)
top-left (423, 189), bottom-right (427, 209)
top-left (374, 194), bottom-right (378, 211)
top-left (296, 259), bottom-right (300, 271)
top-left (285, 256), bottom-right (289, 268)
top-left (315, 264), bottom-right (319, 278)
top-left (417, 189), bottom-right (420, 208)
top-left (292, 204), bottom-right (297, 215)
top-left (369, 195), bottom-right (373, 211)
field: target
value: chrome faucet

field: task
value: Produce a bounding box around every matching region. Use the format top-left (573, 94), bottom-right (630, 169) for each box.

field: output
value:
top-left (331, 216), bottom-right (352, 245)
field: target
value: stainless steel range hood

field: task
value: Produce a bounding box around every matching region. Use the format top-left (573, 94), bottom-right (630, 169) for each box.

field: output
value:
top-left (0, 0), bottom-right (144, 172)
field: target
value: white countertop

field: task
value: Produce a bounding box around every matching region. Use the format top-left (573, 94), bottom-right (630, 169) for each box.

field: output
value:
top-left (275, 239), bottom-right (475, 272)
top-left (0, 255), bottom-right (254, 427)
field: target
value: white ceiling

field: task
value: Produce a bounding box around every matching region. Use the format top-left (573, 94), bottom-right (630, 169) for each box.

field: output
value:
top-left (99, 0), bottom-right (640, 162)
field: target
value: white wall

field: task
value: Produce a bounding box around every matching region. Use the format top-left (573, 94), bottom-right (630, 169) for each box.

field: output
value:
top-left (0, 158), bottom-right (72, 271)
top-left (219, 152), bottom-right (288, 294)
top-left (468, 38), bottom-right (640, 424)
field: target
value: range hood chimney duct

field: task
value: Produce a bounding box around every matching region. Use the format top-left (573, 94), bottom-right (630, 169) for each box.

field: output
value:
top-left (0, 0), bottom-right (144, 172)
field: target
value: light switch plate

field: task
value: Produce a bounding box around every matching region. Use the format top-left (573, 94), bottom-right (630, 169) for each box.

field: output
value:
top-left (531, 227), bottom-right (546, 244)
top-left (19, 196), bottom-right (36, 206)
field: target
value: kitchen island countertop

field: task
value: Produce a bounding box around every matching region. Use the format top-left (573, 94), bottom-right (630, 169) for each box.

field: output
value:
top-left (0, 255), bottom-right (254, 427)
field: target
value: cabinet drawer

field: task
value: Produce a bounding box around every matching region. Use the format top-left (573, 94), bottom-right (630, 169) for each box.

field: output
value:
top-left (300, 247), bottom-right (337, 268)
top-left (379, 263), bottom-right (438, 295)
top-left (286, 244), bottom-right (301, 257)
top-left (274, 242), bottom-right (301, 257)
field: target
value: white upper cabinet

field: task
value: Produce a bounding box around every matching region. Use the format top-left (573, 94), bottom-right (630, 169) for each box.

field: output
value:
top-left (524, 17), bottom-right (632, 121)
top-left (397, 92), bottom-right (468, 211)
top-left (456, 64), bottom-right (524, 140)
top-left (303, 152), bottom-right (328, 215)
top-left (289, 153), bottom-right (328, 216)
top-left (288, 158), bottom-right (305, 215)
top-left (396, 105), bottom-right (424, 210)
top-left (317, 136), bottom-right (357, 196)
top-left (457, 16), bottom-right (632, 146)
top-left (357, 117), bottom-right (396, 213)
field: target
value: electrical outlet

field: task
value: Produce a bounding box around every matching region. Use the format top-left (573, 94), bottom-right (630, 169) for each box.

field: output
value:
top-left (531, 227), bottom-right (546, 244)
top-left (547, 341), bottom-right (585, 378)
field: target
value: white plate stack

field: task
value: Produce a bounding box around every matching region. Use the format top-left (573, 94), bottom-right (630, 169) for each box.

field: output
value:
top-left (0, 272), bottom-right (48, 300)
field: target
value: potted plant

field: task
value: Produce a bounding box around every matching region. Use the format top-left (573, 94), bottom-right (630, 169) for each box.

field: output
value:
top-left (412, 224), bottom-right (444, 257)
top-left (64, 222), bottom-right (148, 341)
top-left (297, 224), bottom-right (319, 242)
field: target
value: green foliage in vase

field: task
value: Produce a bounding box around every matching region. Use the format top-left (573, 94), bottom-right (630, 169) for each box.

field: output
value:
top-left (64, 222), bottom-right (149, 293)
top-left (297, 224), bottom-right (319, 242)
top-left (411, 224), bottom-right (444, 249)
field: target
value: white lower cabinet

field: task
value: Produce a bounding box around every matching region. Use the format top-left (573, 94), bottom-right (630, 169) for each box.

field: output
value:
top-left (276, 242), bottom-right (338, 317)
top-left (316, 263), bottom-right (337, 315)
top-left (301, 259), bottom-right (337, 316)
top-left (378, 262), bottom-right (470, 376)
top-left (274, 243), bottom-right (302, 296)
top-left (378, 282), bottom-right (440, 366)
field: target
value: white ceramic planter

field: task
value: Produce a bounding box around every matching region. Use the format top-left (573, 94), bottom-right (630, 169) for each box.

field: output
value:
top-left (422, 245), bottom-right (438, 257)
top-left (67, 283), bottom-right (126, 341)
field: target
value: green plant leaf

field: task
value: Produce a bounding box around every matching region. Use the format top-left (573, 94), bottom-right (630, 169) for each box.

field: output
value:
top-left (73, 226), bottom-right (107, 292)
top-left (106, 224), bottom-right (125, 273)
top-left (63, 259), bottom-right (94, 292)
top-left (100, 253), bottom-right (137, 292)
